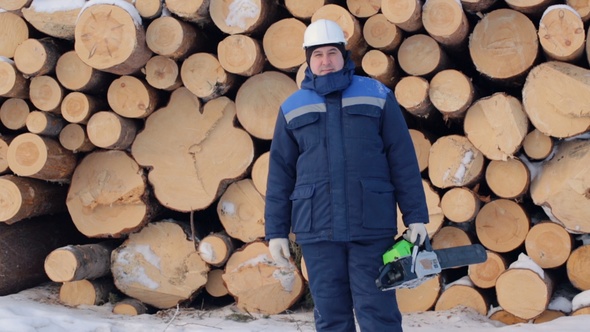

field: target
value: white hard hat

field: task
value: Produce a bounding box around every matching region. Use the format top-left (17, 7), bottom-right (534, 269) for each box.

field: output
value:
top-left (302, 19), bottom-right (347, 49)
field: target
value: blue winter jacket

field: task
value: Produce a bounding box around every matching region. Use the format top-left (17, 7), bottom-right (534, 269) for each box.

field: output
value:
top-left (264, 55), bottom-right (429, 244)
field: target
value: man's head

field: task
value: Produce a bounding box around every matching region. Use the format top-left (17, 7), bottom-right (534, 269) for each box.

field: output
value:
top-left (303, 19), bottom-right (347, 76)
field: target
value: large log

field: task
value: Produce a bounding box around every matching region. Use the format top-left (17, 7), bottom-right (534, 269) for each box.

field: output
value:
top-left (567, 244), bottom-right (590, 291)
top-left (398, 34), bottom-right (450, 78)
top-left (217, 179), bottom-right (265, 243)
top-left (107, 75), bottom-right (159, 119)
top-left (144, 55), bottom-right (183, 91)
top-left (209, 0), bottom-right (277, 35)
top-left (529, 139), bottom-right (590, 233)
top-left (13, 38), bottom-right (62, 78)
top-left (468, 250), bottom-right (507, 289)
top-left (525, 221), bottom-right (573, 269)
top-left (434, 277), bottom-right (488, 315)
top-left (59, 278), bottom-right (114, 307)
top-left (74, 2), bottom-right (152, 75)
top-left (86, 111), bottom-right (138, 150)
top-left (165, 0), bottom-right (210, 24)
top-left (0, 213), bottom-right (86, 296)
top-left (422, 0), bottom-right (470, 49)
top-left (440, 187), bottom-right (481, 223)
top-left (428, 134), bottom-right (485, 189)
top-left (485, 158), bottom-right (530, 199)
top-left (429, 69), bottom-right (474, 120)
top-left (55, 50), bottom-right (112, 93)
top-left (131, 88), bottom-right (254, 212)
top-left (65, 150), bottom-right (157, 238)
top-left (180, 52), bottom-right (237, 102)
top-left (538, 5), bottom-right (586, 63)
top-left (381, 0), bottom-right (423, 32)
top-left (0, 11), bottom-right (30, 58)
top-left (111, 219), bottom-right (210, 309)
top-left (262, 18), bottom-right (306, 72)
top-left (222, 241), bottom-right (305, 315)
top-left (396, 275), bottom-right (441, 313)
top-left (475, 199), bottom-right (531, 253)
top-left (361, 49), bottom-right (399, 89)
top-left (145, 15), bottom-right (203, 60)
top-left (217, 34), bottom-right (266, 77)
top-left (0, 174), bottom-right (67, 224)
top-left (21, 1), bottom-right (84, 40)
top-left (362, 13), bottom-right (403, 53)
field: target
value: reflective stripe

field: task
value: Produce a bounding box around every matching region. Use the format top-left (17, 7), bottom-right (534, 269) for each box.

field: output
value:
top-left (342, 95), bottom-right (386, 108)
top-left (284, 103), bottom-right (326, 124)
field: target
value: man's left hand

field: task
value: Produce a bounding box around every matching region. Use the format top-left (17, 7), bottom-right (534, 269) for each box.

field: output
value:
top-left (404, 223), bottom-right (428, 245)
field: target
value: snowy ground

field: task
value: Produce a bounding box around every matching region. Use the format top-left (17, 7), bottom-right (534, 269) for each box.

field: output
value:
top-left (0, 283), bottom-right (588, 331)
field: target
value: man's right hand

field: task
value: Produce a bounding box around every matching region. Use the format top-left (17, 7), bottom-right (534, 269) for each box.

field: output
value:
top-left (268, 238), bottom-right (291, 266)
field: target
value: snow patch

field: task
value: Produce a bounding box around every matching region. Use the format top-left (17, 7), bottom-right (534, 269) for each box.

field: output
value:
top-left (572, 290), bottom-right (590, 312)
top-left (198, 242), bottom-right (215, 262)
top-left (30, 0), bottom-right (86, 12)
top-left (225, 0), bottom-right (259, 29)
top-left (113, 246), bottom-right (160, 290)
top-left (0, 56), bottom-right (14, 64)
top-left (220, 201), bottom-right (236, 216)
top-left (548, 296), bottom-right (573, 313)
top-left (508, 253), bottom-right (544, 280)
top-left (80, 0), bottom-right (142, 26)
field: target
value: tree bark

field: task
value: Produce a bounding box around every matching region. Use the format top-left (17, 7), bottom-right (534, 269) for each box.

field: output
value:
top-left (0, 136), bottom-right (11, 175)
top-left (44, 241), bottom-right (118, 282)
top-left (74, 3), bottom-right (152, 75)
top-left (475, 199), bottom-right (530, 253)
top-left (14, 37), bottom-right (61, 77)
top-left (464, 92), bottom-right (529, 161)
top-left (0, 59), bottom-right (29, 98)
top-left (65, 150), bottom-right (157, 238)
top-left (25, 110), bottom-right (65, 136)
top-left (485, 158), bottom-right (530, 199)
top-left (428, 134), bottom-right (485, 189)
top-left (111, 220), bottom-right (210, 309)
top-left (7, 133), bottom-right (76, 181)
top-left (107, 75), bottom-right (159, 119)
top-left (131, 89), bottom-right (254, 212)
top-left (222, 241), bottom-right (305, 315)
top-left (235, 71), bottom-right (298, 140)
top-left (217, 179), bottom-right (266, 243)
top-left (59, 278), bottom-right (114, 307)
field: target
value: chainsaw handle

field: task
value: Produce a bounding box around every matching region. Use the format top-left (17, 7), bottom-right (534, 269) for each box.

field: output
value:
top-left (416, 233), bottom-right (433, 251)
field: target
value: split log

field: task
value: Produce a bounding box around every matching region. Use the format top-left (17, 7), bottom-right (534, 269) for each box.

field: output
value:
top-left (112, 297), bottom-right (152, 316)
top-left (361, 49), bottom-right (398, 89)
top-left (25, 110), bottom-right (65, 136)
top-left (422, 0), bottom-right (470, 49)
top-left (434, 277), bottom-right (488, 315)
top-left (522, 61), bottom-right (590, 138)
top-left (144, 55), bottom-right (183, 91)
top-left (469, 8), bottom-right (539, 83)
top-left (61, 92), bottom-right (106, 124)
top-left (396, 275), bottom-right (442, 313)
top-left (58, 123), bottom-right (96, 153)
top-left (13, 38), bottom-right (61, 77)
top-left (431, 226), bottom-right (474, 250)
top-left (222, 241), bottom-right (305, 315)
top-left (381, 0), bottom-right (423, 32)
top-left (312, 4), bottom-right (368, 66)
top-left (463, 92), bottom-right (529, 161)
top-left (485, 158), bottom-right (530, 199)
top-left (21, 1), bottom-right (83, 40)
top-left (217, 179), bottom-right (266, 243)
top-left (29, 75), bottom-right (64, 114)
top-left (145, 15), bottom-right (203, 60)
top-left (217, 34), bottom-right (266, 77)
top-left (74, 2), bottom-right (152, 75)
top-left (394, 76), bottom-right (436, 119)
top-left (408, 129), bottom-right (432, 173)
top-left (429, 69), bottom-right (474, 120)
top-left (59, 278), bottom-right (114, 307)
top-left (180, 52), bottom-right (237, 101)
top-left (567, 244), bottom-right (590, 290)
top-left (86, 111), bottom-right (138, 150)
top-left (468, 250), bottom-right (507, 289)
top-left (489, 309), bottom-right (529, 325)
top-left (262, 18), bottom-right (306, 72)
top-left (65, 150), bottom-right (157, 238)
top-left (134, 0), bottom-right (164, 19)
top-left (0, 11), bottom-right (30, 58)
top-left (347, 0), bottom-right (381, 17)
top-left (205, 269), bottom-right (229, 298)
top-left (525, 221), bottom-right (573, 269)
top-left (475, 199), bottom-right (530, 253)
top-left (284, 0), bottom-right (336, 20)
top-left (362, 13), bottom-right (403, 53)
top-left (165, 0), bottom-right (210, 24)
top-left (55, 50), bottom-right (112, 93)
top-left (496, 254), bottom-right (554, 320)
top-left (522, 128), bottom-right (554, 161)
top-left (44, 241), bottom-right (118, 283)
top-left (398, 34), bottom-right (450, 78)
top-left (440, 187), bottom-right (481, 223)
top-left (0, 59), bottom-right (29, 98)
top-left (107, 75), bottom-right (159, 119)
top-left (251, 151), bottom-right (269, 196)
top-left (533, 309), bottom-right (566, 323)
top-left (0, 174), bottom-right (67, 224)
top-left (0, 98), bottom-right (31, 130)
top-left (111, 220), bottom-right (210, 309)
top-left (197, 232), bottom-right (236, 267)
top-left (6, 133), bottom-right (76, 181)
top-left (131, 89), bottom-right (254, 212)
top-left (0, 136), bottom-right (10, 174)
top-left (529, 139), bottom-right (590, 233)
top-left (538, 5), bottom-right (586, 62)
top-left (209, 0), bottom-right (276, 35)
top-left (235, 71), bottom-right (298, 140)
top-left (428, 134), bottom-right (485, 189)
top-left (0, 213), bottom-right (86, 296)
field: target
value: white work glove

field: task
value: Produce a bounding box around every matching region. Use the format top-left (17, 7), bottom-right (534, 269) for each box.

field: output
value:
top-left (268, 238), bottom-right (291, 266)
top-left (404, 223), bottom-right (428, 246)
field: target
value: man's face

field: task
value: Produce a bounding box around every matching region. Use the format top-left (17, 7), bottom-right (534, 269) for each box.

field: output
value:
top-left (308, 45), bottom-right (344, 76)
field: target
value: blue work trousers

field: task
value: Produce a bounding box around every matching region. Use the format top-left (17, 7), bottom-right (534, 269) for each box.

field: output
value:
top-left (300, 238), bottom-right (402, 332)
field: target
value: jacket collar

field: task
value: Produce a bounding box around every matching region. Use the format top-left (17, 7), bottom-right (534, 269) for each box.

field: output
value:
top-left (301, 52), bottom-right (355, 96)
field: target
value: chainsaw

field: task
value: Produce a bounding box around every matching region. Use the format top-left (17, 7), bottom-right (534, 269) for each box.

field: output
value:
top-left (376, 233), bottom-right (488, 291)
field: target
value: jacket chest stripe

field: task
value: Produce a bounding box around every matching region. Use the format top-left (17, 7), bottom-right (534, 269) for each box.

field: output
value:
top-left (342, 96), bottom-right (386, 108)
top-left (284, 103), bottom-right (326, 124)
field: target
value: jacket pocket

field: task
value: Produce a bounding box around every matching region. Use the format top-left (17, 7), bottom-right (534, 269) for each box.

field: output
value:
top-left (360, 179), bottom-right (396, 229)
top-left (289, 184), bottom-right (314, 233)
top-left (286, 112), bottom-right (320, 149)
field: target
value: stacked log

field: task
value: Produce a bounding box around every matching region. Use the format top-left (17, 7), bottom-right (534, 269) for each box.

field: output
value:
top-left (0, 0), bottom-right (590, 323)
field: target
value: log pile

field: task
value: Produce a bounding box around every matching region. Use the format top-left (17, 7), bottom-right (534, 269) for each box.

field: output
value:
top-left (1, 0), bottom-right (590, 323)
